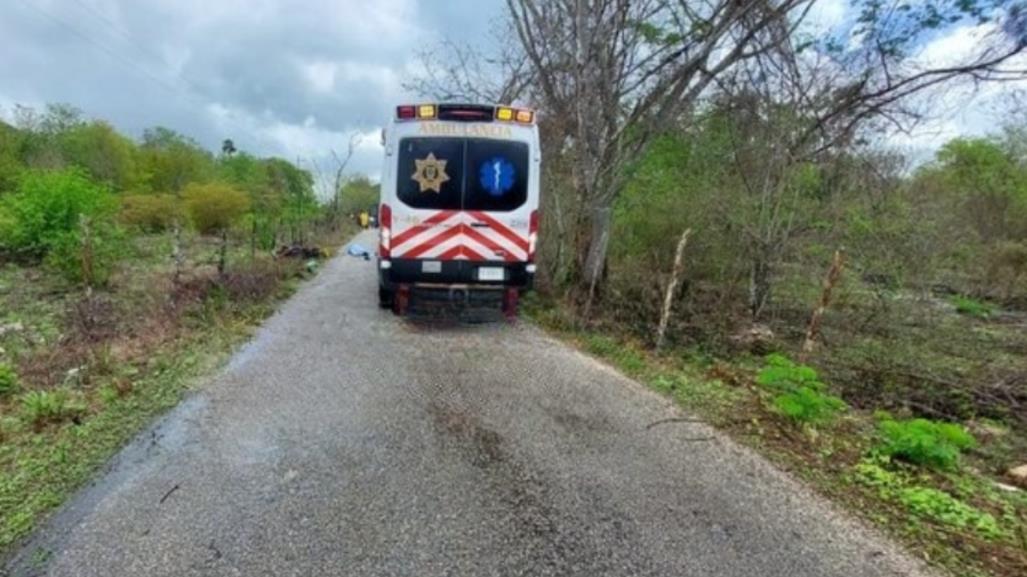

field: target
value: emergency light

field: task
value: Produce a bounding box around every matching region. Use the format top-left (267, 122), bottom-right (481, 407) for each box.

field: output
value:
top-left (395, 103), bottom-right (536, 125)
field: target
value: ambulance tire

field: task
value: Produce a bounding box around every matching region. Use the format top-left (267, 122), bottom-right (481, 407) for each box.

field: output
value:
top-left (378, 287), bottom-right (394, 309)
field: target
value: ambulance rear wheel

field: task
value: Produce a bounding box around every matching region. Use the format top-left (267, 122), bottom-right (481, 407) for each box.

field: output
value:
top-left (378, 287), bottom-right (394, 309)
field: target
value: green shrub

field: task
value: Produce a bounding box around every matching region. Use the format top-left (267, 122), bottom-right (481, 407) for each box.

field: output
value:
top-left (0, 169), bottom-right (116, 258)
top-left (119, 194), bottom-right (182, 232)
top-left (773, 386), bottom-right (847, 424)
top-left (20, 390), bottom-right (85, 428)
top-left (44, 219), bottom-right (126, 287)
top-left (758, 354), bottom-right (846, 424)
top-left (898, 486), bottom-right (1004, 539)
top-left (757, 353), bottom-right (821, 392)
top-left (183, 182), bottom-right (250, 235)
top-left (876, 417), bottom-right (976, 469)
top-left (584, 334), bottom-right (619, 357)
top-left (0, 363), bottom-right (19, 397)
top-left (949, 295), bottom-right (994, 318)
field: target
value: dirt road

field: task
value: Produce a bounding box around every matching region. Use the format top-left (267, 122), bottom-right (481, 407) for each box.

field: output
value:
top-left (6, 230), bottom-right (933, 577)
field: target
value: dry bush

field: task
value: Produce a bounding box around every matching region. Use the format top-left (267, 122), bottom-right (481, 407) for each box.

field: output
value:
top-left (65, 293), bottom-right (121, 344)
top-left (15, 344), bottom-right (91, 390)
top-left (119, 194), bottom-right (182, 232)
top-left (182, 183), bottom-right (250, 235)
top-left (220, 262), bottom-right (282, 302)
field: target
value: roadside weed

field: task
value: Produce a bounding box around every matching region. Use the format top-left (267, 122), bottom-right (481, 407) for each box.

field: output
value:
top-left (19, 390), bottom-right (85, 428)
top-left (898, 487), bottom-right (1005, 540)
top-left (876, 417), bottom-right (976, 470)
top-left (773, 386), bottom-right (847, 424)
top-left (949, 295), bottom-right (995, 319)
top-left (757, 354), bottom-right (846, 425)
top-left (0, 362), bottom-right (19, 397)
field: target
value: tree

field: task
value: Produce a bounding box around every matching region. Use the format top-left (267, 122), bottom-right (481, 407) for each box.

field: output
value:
top-left (140, 127), bottom-right (214, 192)
top-left (0, 168), bottom-right (117, 258)
top-left (183, 182), bottom-right (250, 274)
top-left (222, 139), bottom-right (237, 157)
top-left (60, 121), bottom-right (143, 191)
top-left (506, 0), bottom-right (1027, 316)
top-left (338, 176), bottom-right (379, 216)
top-left (182, 182), bottom-right (250, 236)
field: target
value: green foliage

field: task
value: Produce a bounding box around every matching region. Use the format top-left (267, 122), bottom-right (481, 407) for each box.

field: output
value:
top-left (19, 390), bottom-right (84, 428)
top-left (59, 121), bottom-right (143, 191)
top-left (0, 169), bottom-right (116, 258)
top-left (119, 194), bottom-right (182, 232)
top-left (757, 353), bottom-right (820, 391)
top-left (139, 127), bottom-right (213, 192)
top-left (876, 417), bottom-right (976, 469)
top-left (44, 217), bottom-right (126, 287)
top-left (757, 354), bottom-right (846, 424)
top-left (772, 387), bottom-right (847, 424)
top-left (897, 487), bottom-right (1005, 540)
top-left (0, 363), bottom-right (19, 397)
top-left (851, 456), bottom-right (1012, 541)
top-left (337, 176), bottom-right (379, 216)
top-left (949, 294), bottom-right (995, 318)
top-left (183, 182), bottom-right (251, 235)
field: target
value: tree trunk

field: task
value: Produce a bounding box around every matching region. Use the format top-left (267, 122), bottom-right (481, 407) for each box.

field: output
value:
top-left (171, 220), bottom-right (184, 295)
top-left (799, 250), bottom-right (845, 362)
top-left (749, 251), bottom-right (772, 321)
top-left (656, 229), bottom-right (691, 350)
top-left (580, 205), bottom-right (612, 319)
top-left (218, 229), bottom-right (228, 276)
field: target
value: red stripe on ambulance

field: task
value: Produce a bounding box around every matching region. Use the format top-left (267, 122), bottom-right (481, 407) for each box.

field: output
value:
top-left (392, 211), bottom-right (528, 262)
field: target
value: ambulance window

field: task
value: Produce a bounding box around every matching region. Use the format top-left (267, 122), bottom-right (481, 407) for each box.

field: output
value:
top-left (465, 140), bottom-right (529, 212)
top-left (397, 138), bottom-right (464, 210)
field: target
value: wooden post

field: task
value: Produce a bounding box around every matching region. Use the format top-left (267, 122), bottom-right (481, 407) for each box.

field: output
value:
top-left (656, 228), bottom-right (691, 350)
top-left (800, 249), bottom-right (845, 362)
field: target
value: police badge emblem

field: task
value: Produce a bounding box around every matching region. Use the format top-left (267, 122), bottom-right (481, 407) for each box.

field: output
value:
top-left (411, 153), bottom-right (450, 193)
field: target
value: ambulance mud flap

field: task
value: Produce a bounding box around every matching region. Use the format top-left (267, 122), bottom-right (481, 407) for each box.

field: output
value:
top-left (393, 284), bottom-right (410, 316)
top-left (502, 288), bottom-right (519, 321)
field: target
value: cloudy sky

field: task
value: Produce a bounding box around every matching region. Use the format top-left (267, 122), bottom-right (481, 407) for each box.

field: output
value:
top-left (1, 0), bottom-right (1023, 179)
top-left (1, 0), bottom-right (504, 179)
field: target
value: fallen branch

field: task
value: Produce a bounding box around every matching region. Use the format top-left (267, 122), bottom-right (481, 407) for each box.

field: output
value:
top-left (645, 416), bottom-right (706, 430)
top-left (159, 483), bottom-right (180, 504)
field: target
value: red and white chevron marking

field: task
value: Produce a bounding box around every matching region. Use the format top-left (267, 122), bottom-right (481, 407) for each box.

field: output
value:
top-left (391, 211), bottom-right (529, 262)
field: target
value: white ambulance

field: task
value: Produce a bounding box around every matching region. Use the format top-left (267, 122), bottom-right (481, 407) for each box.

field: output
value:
top-left (377, 103), bottom-right (540, 317)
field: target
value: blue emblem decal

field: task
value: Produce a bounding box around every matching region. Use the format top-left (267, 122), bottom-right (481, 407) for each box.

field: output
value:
top-left (478, 157), bottom-right (516, 197)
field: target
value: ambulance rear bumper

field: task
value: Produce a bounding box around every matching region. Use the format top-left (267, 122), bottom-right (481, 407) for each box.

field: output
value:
top-left (379, 258), bottom-right (534, 290)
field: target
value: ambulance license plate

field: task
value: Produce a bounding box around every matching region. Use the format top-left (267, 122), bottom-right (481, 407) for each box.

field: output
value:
top-left (421, 260), bottom-right (442, 273)
top-left (478, 267), bottom-right (505, 281)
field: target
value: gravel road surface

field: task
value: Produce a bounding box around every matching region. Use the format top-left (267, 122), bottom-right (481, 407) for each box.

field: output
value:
top-left (5, 230), bottom-right (935, 577)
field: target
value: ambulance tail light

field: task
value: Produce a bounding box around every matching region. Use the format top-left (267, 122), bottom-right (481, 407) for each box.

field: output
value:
top-left (379, 203), bottom-right (392, 259)
top-left (396, 105), bottom-right (416, 120)
top-left (528, 209), bottom-right (539, 263)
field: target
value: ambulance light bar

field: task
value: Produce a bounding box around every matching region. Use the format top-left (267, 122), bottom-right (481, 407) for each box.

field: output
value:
top-left (395, 103), bottom-right (535, 125)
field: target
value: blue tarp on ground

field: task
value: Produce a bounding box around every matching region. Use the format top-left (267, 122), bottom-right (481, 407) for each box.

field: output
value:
top-left (347, 243), bottom-right (370, 258)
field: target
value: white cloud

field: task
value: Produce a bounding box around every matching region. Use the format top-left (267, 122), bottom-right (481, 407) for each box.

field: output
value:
top-left (804, 0), bottom-right (848, 35)
top-left (886, 21), bottom-right (1027, 162)
top-left (300, 61), bottom-right (338, 94)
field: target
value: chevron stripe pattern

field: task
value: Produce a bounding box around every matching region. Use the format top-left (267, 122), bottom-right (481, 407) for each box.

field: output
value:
top-left (391, 211), bottom-right (529, 262)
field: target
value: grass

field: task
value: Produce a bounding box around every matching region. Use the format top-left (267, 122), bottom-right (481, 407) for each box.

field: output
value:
top-left (0, 223), bottom-right (354, 554)
top-left (524, 296), bottom-right (1027, 577)
top-left (950, 295), bottom-right (996, 319)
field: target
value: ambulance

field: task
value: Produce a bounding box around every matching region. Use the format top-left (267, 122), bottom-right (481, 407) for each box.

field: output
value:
top-left (377, 103), bottom-right (540, 317)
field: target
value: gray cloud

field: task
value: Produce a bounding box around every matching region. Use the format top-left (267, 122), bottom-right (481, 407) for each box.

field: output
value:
top-left (1, 0), bottom-right (504, 177)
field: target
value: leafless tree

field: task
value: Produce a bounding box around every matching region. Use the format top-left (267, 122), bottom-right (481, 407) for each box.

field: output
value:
top-left (506, 0), bottom-right (1026, 317)
top-left (405, 29), bottom-right (535, 104)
